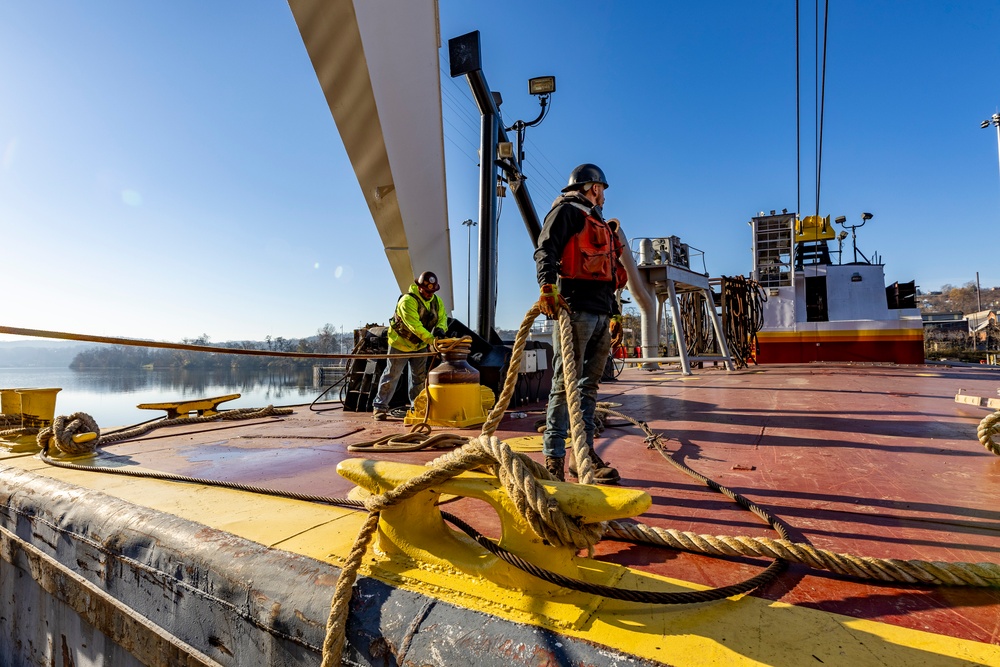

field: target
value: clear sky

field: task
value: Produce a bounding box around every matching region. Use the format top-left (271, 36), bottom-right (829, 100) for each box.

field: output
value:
top-left (2, 1), bottom-right (999, 345)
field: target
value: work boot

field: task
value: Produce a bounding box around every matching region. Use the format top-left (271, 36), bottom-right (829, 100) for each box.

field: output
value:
top-left (373, 409), bottom-right (387, 422)
top-left (544, 456), bottom-right (565, 482)
top-left (568, 447), bottom-right (621, 484)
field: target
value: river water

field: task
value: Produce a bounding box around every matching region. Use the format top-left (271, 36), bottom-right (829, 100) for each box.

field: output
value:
top-left (0, 367), bottom-right (343, 428)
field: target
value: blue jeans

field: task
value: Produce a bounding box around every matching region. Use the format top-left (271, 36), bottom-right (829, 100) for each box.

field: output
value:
top-left (543, 312), bottom-right (611, 458)
top-left (373, 346), bottom-right (428, 412)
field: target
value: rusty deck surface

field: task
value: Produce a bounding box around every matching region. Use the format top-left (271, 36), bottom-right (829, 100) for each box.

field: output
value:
top-left (6, 361), bottom-right (1000, 659)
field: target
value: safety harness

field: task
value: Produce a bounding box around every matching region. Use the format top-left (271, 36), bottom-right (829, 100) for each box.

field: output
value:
top-left (558, 201), bottom-right (628, 289)
top-left (389, 292), bottom-right (440, 347)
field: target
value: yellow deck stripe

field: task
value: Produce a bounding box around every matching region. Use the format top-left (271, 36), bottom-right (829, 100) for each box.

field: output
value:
top-left (3, 455), bottom-right (997, 666)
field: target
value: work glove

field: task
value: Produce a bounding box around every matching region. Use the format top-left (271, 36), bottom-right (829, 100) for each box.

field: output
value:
top-left (538, 283), bottom-right (569, 318)
top-left (432, 327), bottom-right (446, 339)
top-left (609, 315), bottom-right (624, 348)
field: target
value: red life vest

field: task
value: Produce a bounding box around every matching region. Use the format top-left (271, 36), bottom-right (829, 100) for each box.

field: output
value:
top-left (558, 202), bottom-right (628, 289)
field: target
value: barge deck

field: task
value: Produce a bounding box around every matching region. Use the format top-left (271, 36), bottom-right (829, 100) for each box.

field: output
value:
top-left (2, 361), bottom-right (999, 665)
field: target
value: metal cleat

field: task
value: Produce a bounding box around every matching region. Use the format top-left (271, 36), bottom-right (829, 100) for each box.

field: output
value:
top-left (338, 458), bottom-right (651, 595)
top-left (136, 393), bottom-right (241, 419)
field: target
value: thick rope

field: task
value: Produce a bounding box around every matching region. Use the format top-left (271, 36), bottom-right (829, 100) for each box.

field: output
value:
top-left (320, 302), bottom-right (609, 665)
top-left (0, 325), bottom-right (434, 361)
top-left (977, 410), bottom-right (1000, 456)
top-left (347, 422), bottom-right (469, 453)
top-left (1, 427), bottom-right (39, 438)
top-left (0, 413), bottom-right (22, 428)
top-left (602, 521), bottom-right (1000, 587)
top-left (596, 403), bottom-right (1000, 588)
top-left (320, 511), bottom-right (380, 667)
top-left (37, 406), bottom-right (292, 456)
top-left (554, 309), bottom-right (597, 485)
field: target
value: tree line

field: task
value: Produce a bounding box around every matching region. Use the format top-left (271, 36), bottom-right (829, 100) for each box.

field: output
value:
top-left (69, 325), bottom-right (355, 371)
top-left (920, 282), bottom-right (1000, 315)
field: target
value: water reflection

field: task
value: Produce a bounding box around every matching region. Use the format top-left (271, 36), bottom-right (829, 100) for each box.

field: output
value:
top-left (1, 367), bottom-right (342, 428)
top-left (70, 368), bottom-right (317, 397)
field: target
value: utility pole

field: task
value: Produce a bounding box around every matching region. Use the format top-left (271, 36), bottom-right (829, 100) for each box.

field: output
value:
top-left (462, 218), bottom-right (477, 323)
top-left (977, 271), bottom-right (982, 313)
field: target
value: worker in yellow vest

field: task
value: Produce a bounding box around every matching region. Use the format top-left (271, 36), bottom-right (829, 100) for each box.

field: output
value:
top-left (372, 271), bottom-right (448, 420)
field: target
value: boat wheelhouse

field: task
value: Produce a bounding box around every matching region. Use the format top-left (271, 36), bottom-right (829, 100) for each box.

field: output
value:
top-left (750, 211), bottom-right (924, 364)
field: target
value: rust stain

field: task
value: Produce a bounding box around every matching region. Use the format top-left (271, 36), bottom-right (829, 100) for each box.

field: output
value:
top-left (60, 634), bottom-right (74, 667)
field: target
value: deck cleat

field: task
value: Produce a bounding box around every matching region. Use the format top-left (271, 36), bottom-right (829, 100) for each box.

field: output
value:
top-left (135, 393), bottom-right (241, 419)
top-left (337, 458), bottom-right (651, 595)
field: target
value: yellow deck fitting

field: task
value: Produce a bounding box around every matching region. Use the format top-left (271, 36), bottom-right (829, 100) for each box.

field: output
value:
top-left (338, 458), bottom-right (651, 595)
top-left (954, 390), bottom-right (1000, 409)
top-left (136, 393), bottom-right (241, 419)
top-left (403, 384), bottom-right (495, 428)
top-left (0, 387), bottom-right (62, 451)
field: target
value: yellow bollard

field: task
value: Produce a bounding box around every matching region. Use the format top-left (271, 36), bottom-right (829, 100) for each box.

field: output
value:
top-left (0, 388), bottom-right (23, 419)
top-left (0, 387), bottom-right (61, 452)
top-left (16, 388), bottom-right (62, 430)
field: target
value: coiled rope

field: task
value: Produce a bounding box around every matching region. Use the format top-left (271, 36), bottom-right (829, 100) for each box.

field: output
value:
top-left (678, 291), bottom-right (715, 356)
top-left (37, 406), bottom-right (293, 458)
top-left (977, 410), bottom-right (1000, 456)
top-left (718, 275), bottom-right (766, 369)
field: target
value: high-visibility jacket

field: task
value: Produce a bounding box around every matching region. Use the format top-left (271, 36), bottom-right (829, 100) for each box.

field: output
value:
top-left (387, 284), bottom-right (448, 352)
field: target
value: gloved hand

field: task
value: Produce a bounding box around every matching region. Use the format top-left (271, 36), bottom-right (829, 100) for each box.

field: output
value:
top-left (538, 283), bottom-right (569, 318)
top-left (432, 327), bottom-right (446, 339)
top-left (609, 315), bottom-right (624, 348)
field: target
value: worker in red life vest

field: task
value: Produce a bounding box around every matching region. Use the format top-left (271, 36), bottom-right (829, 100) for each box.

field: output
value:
top-left (372, 271), bottom-right (448, 421)
top-left (534, 163), bottom-right (627, 483)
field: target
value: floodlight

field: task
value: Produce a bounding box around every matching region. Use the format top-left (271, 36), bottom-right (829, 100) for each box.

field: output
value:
top-left (983, 120), bottom-right (991, 129)
top-left (834, 216), bottom-right (846, 224)
top-left (528, 76), bottom-right (556, 95)
top-left (861, 212), bottom-right (873, 220)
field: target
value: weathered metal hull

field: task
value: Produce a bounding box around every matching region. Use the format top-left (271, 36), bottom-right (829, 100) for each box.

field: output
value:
top-left (0, 466), bottom-right (663, 667)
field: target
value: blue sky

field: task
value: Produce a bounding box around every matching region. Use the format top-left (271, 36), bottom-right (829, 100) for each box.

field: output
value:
top-left (2, 1), bottom-right (999, 344)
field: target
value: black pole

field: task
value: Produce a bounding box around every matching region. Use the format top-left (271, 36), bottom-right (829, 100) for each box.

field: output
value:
top-left (449, 31), bottom-right (543, 339)
top-left (476, 106), bottom-right (498, 338)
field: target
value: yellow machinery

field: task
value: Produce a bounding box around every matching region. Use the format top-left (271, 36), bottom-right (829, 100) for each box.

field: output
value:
top-left (794, 214), bottom-right (835, 243)
top-left (0, 387), bottom-right (61, 451)
top-left (404, 338), bottom-right (495, 428)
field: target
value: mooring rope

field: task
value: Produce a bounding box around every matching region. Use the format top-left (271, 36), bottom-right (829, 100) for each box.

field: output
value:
top-left (977, 410), bottom-right (1000, 456)
top-left (317, 301), bottom-right (787, 666)
top-left (596, 404), bottom-right (1000, 588)
top-left (37, 406), bottom-right (293, 457)
top-left (0, 325), bottom-right (433, 361)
